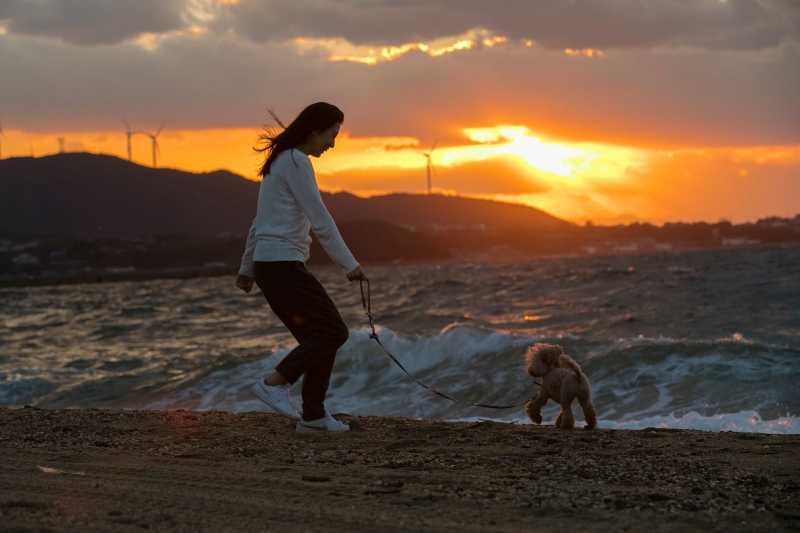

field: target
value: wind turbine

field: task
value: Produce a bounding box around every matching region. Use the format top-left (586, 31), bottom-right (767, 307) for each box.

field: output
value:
top-left (144, 121), bottom-right (166, 168)
top-left (0, 115), bottom-right (5, 160)
top-left (417, 139), bottom-right (438, 194)
top-left (122, 117), bottom-right (139, 161)
top-left (58, 137), bottom-right (65, 153)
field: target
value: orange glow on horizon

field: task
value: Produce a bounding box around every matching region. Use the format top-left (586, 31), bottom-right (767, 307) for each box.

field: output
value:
top-left (2, 126), bottom-right (798, 225)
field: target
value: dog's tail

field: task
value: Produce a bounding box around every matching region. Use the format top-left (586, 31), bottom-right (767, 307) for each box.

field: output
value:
top-left (558, 353), bottom-right (583, 380)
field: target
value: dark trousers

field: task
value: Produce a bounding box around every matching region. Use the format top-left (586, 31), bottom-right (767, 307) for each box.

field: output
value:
top-left (252, 261), bottom-right (349, 421)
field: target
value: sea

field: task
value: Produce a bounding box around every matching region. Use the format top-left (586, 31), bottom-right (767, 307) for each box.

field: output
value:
top-left (1, 245), bottom-right (798, 434)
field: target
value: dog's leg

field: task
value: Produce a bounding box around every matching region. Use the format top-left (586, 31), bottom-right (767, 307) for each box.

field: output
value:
top-left (525, 393), bottom-right (549, 425)
top-left (525, 401), bottom-right (541, 424)
top-left (559, 404), bottom-right (575, 429)
top-left (555, 411), bottom-right (563, 428)
top-left (578, 387), bottom-right (598, 430)
top-left (559, 397), bottom-right (576, 429)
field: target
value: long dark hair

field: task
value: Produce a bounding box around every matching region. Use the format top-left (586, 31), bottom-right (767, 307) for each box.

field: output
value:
top-left (255, 102), bottom-right (344, 177)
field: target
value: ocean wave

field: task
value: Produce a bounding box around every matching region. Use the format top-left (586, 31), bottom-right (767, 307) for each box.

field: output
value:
top-left (606, 332), bottom-right (786, 351)
top-left (584, 334), bottom-right (798, 421)
top-left (5, 322), bottom-right (798, 427)
top-left (144, 325), bottom-right (539, 416)
top-left (139, 325), bottom-right (798, 431)
top-left (4, 247), bottom-right (798, 434)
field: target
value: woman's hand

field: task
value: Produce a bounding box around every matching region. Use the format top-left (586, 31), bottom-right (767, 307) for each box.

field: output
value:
top-left (236, 274), bottom-right (254, 293)
top-left (346, 265), bottom-right (368, 282)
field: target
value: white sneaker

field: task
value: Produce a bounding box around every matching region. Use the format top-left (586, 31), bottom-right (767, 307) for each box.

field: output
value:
top-left (250, 381), bottom-right (301, 421)
top-left (296, 411), bottom-right (350, 433)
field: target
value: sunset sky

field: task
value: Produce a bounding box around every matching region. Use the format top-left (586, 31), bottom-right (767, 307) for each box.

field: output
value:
top-left (1, 0), bottom-right (798, 224)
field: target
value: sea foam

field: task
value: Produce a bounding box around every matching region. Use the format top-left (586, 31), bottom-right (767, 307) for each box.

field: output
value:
top-left (596, 410), bottom-right (799, 434)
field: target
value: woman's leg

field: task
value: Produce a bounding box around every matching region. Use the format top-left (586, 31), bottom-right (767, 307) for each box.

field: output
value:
top-left (253, 261), bottom-right (349, 421)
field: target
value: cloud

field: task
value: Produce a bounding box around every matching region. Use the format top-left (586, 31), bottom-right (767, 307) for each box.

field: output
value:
top-left (2, 25), bottom-right (798, 149)
top-left (3, 0), bottom-right (795, 52)
top-left (632, 148), bottom-right (800, 221)
top-left (487, 144), bottom-right (800, 224)
top-left (214, 0), bottom-right (800, 52)
top-left (1, 0), bottom-right (797, 153)
top-left (291, 29), bottom-right (504, 65)
top-left (626, 147), bottom-right (800, 222)
top-left (0, 0), bottom-right (186, 45)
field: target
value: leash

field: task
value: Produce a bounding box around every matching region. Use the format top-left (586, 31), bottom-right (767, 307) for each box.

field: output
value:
top-left (359, 279), bottom-right (539, 410)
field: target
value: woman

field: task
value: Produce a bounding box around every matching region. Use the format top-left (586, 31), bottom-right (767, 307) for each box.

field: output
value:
top-left (235, 102), bottom-right (367, 433)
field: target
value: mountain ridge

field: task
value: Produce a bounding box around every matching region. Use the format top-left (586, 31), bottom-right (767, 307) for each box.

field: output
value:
top-left (0, 153), bottom-right (568, 238)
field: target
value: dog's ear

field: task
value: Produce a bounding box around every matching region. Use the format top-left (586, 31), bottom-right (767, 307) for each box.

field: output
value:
top-left (524, 344), bottom-right (547, 376)
top-left (525, 343), bottom-right (563, 376)
top-left (523, 345), bottom-right (539, 375)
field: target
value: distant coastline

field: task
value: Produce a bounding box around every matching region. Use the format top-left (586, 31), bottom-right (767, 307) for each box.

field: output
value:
top-left (1, 236), bottom-right (797, 289)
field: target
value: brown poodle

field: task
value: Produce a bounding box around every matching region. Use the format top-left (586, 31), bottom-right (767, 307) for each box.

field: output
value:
top-left (524, 343), bottom-right (597, 430)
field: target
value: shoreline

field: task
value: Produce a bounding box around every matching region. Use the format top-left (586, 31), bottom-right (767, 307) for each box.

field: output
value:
top-left (2, 408), bottom-right (798, 532)
top-left (2, 241), bottom-right (797, 290)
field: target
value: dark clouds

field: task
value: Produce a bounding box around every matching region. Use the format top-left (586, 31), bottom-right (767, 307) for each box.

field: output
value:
top-left (1, 0), bottom-right (797, 51)
top-left (0, 0), bottom-right (185, 45)
top-left (2, 28), bottom-right (798, 147)
top-left (211, 0), bottom-right (800, 51)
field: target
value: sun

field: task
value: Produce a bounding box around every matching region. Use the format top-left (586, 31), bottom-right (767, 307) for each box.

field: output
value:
top-left (447, 126), bottom-right (644, 181)
top-left (501, 134), bottom-right (589, 178)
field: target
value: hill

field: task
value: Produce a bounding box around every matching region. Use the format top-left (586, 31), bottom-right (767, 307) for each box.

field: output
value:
top-left (0, 153), bottom-right (567, 238)
top-left (322, 192), bottom-right (565, 230)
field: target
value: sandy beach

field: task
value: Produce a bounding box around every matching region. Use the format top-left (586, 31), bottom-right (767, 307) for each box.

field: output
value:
top-left (0, 408), bottom-right (798, 532)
